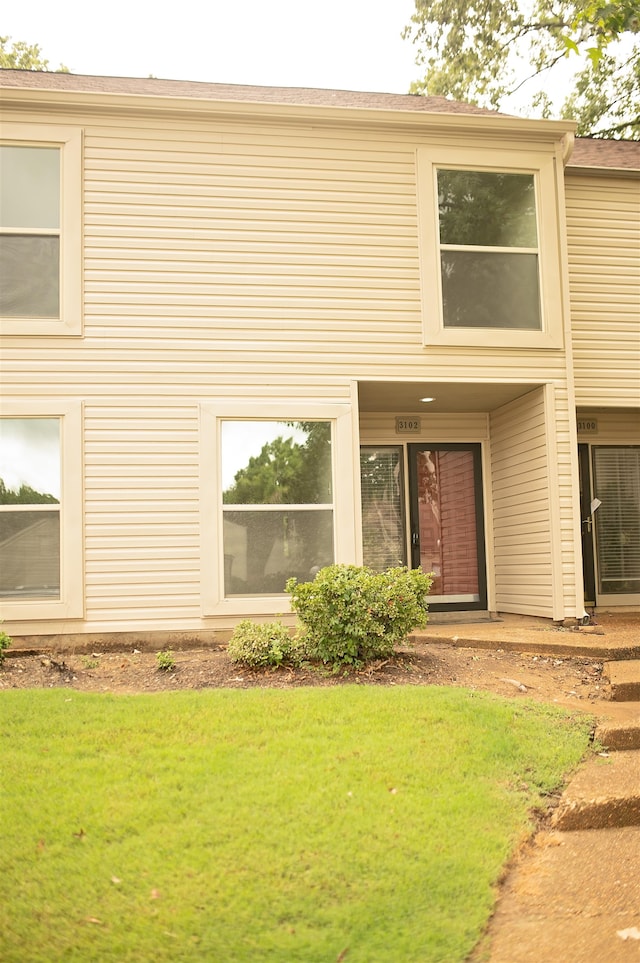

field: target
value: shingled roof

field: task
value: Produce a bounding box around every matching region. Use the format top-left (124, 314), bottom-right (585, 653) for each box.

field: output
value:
top-left (0, 69), bottom-right (502, 116)
top-left (569, 137), bottom-right (640, 172)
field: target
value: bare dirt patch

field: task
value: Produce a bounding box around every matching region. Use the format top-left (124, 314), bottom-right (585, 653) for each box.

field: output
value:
top-left (0, 640), bottom-right (608, 706)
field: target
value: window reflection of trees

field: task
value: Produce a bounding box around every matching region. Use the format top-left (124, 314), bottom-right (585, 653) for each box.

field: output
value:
top-left (437, 169), bottom-right (541, 330)
top-left (221, 422), bottom-right (334, 595)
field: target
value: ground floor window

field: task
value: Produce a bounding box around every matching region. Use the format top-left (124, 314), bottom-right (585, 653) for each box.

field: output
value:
top-left (592, 447), bottom-right (640, 596)
top-left (200, 403), bottom-right (356, 615)
top-left (0, 418), bottom-right (60, 598)
top-left (360, 446), bottom-right (406, 570)
top-left (221, 420), bottom-right (334, 595)
top-left (0, 402), bottom-right (82, 620)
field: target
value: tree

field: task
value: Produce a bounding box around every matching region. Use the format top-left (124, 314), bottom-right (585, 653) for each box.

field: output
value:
top-left (403, 1), bottom-right (640, 138)
top-left (0, 36), bottom-right (69, 72)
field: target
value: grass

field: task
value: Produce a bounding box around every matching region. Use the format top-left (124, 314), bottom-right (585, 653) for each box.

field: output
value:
top-left (0, 686), bottom-right (592, 963)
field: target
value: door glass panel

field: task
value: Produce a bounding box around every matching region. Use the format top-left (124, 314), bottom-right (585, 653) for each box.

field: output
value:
top-left (592, 447), bottom-right (640, 595)
top-left (414, 448), bottom-right (480, 602)
top-left (360, 446), bottom-right (406, 571)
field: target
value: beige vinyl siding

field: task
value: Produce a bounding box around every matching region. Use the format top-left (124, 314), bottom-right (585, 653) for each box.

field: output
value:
top-left (490, 388), bottom-right (558, 618)
top-left (1, 102), bottom-right (579, 633)
top-left (84, 406), bottom-right (201, 630)
top-left (358, 412), bottom-right (489, 444)
top-left (577, 409), bottom-right (640, 444)
top-left (565, 173), bottom-right (640, 407)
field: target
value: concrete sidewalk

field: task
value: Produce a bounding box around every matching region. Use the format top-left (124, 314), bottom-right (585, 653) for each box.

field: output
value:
top-left (476, 827), bottom-right (640, 962)
top-left (445, 612), bottom-right (640, 963)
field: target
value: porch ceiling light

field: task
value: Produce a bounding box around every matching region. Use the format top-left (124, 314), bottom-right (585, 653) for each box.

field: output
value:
top-left (420, 397), bottom-right (435, 403)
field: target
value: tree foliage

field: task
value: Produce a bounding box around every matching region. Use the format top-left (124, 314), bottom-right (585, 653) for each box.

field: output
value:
top-left (0, 478), bottom-right (58, 504)
top-left (223, 422), bottom-right (332, 506)
top-left (403, 1), bottom-right (640, 138)
top-left (0, 36), bottom-right (69, 72)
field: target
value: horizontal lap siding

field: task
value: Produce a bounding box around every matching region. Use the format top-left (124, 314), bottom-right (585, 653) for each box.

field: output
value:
top-left (83, 123), bottom-right (421, 351)
top-left (490, 389), bottom-right (555, 617)
top-left (577, 409), bottom-right (640, 444)
top-left (1, 104), bottom-right (575, 631)
top-left (566, 174), bottom-right (640, 407)
top-left (359, 412), bottom-right (489, 442)
top-left (84, 407), bottom-right (202, 630)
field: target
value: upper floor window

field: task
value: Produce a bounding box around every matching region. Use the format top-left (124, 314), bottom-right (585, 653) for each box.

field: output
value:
top-left (417, 146), bottom-right (564, 350)
top-left (437, 169), bottom-right (541, 331)
top-left (0, 125), bottom-right (82, 336)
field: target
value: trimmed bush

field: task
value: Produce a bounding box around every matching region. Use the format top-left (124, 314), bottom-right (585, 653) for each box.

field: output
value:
top-left (227, 619), bottom-right (301, 668)
top-left (286, 564), bottom-right (432, 669)
top-left (0, 628), bottom-right (11, 667)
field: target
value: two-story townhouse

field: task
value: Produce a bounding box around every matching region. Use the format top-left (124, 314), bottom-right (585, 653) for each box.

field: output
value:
top-left (0, 70), bottom-right (638, 645)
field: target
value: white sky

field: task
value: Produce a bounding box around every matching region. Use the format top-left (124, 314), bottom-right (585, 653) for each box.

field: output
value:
top-left (2, 0), bottom-right (419, 94)
top-left (0, 419), bottom-right (60, 500)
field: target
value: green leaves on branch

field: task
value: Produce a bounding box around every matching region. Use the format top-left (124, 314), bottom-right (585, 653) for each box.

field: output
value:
top-left (287, 564), bottom-right (432, 670)
top-left (227, 565), bottom-right (433, 672)
top-left (0, 36), bottom-right (69, 71)
top-left (403, 0), bottom-right (639, 137)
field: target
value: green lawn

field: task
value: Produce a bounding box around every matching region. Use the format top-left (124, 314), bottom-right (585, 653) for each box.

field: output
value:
top-left (0, 686), bottom-right (592, 963)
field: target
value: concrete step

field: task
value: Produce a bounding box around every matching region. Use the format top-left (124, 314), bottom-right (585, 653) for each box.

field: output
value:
top-left (552, 750), bottom-right (640, 831)
top-left (597, 707), bottom-right (640, 751)
top-left (604, 659), bottom-right (640, 702)
top-left (480, 827), bottom-right (640, 963)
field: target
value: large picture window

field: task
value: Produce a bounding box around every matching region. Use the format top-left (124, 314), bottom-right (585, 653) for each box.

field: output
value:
top-left (200, 403), bottom-right (357, 616)
top-left (0, 402), bottom-right (83, 621)
top-left (222, 421), bottom-right (334, 595)
top-left (417, 146), bottom-right (564, 349)
top-left (0, 125), bottom-right (82, 336)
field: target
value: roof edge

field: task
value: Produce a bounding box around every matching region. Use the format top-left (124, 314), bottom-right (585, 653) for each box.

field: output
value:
top-left (0, 73), bottom-right (576, 142)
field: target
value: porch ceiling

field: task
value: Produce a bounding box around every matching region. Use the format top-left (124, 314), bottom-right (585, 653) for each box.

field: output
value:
top-left (357, 381), bottom-right (538, 413)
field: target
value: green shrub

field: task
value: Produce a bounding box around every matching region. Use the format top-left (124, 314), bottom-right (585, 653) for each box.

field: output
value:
top-left (286, 564), bottom-right (432, 669)
top-left (156, 650), bottom-right (176, 671)
top-left (0, 628), bottom-right (12, 667)
top-left (227, 620), bottom-right (301, 668)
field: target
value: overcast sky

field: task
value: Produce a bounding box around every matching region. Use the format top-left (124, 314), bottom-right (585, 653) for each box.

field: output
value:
top-left (0, 419), bottom-right (60, 499)
top-left (2, 0), bottom-right (419, 93)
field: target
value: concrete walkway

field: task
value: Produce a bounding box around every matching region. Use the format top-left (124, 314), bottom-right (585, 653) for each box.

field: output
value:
top-left (426, 613), bottom-right (640, 963)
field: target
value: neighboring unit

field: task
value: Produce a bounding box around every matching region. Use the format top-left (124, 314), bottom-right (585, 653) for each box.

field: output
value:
top-left (0, 71), bottom-right (638, 643)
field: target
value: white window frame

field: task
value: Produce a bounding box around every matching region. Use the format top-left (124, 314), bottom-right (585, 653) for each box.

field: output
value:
top-left (0, 401), bottom-right (84, 621)
top-left (416, 146), bottom-right (564, 350)
top-left (1, 124), bottom-right (82, 337)
top-left (200, 402), bottom-right (358, 616)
